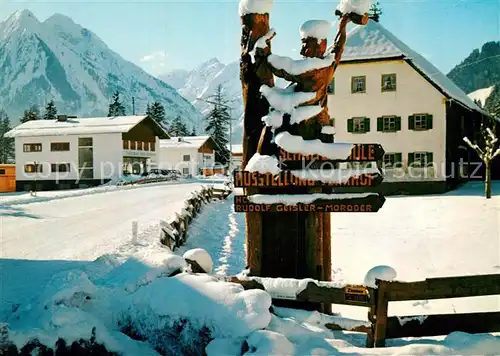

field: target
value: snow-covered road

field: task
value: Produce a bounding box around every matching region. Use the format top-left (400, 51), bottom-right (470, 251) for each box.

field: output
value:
top-left (0, 182), bottom-right (204, 261)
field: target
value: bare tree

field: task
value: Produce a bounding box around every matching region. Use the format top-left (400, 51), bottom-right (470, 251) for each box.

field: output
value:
top-left (464, 125), bottom-right (500, 199)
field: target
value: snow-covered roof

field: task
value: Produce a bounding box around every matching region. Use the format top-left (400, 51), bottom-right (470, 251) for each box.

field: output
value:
top-left (5, 115), bottom-right (168, 138)
top-left (160, 136), bottom-right (212, 150)
top-left (228, 144), bottom-right (243, 154)
top-left (468, 86), bottom-right (495, 107)
top-left (340, 20), bottom-right (484, 113)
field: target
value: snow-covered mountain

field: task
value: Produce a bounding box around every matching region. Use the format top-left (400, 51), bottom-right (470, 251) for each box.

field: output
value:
top-left (0, 10), bottom-right (204, 130)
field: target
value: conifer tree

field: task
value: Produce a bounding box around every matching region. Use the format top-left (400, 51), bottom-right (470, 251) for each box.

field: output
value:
top-left (43, 100), bottom-right (58, 120)
top-left (190, 127), bottom-right (197, 136)
top-left (0, 110), bottom-right (14, 163)
top-left (205, 85), bottom-right (231, 165)
top-left (20, 105), bottom-right (40, 123)
top-left (369, 2), bottom-right (382, 22)
top-left (146, 101), bottom-right (166, 126)
top-left (107, 91), bottom-right (126, 117)
top-left (169, 116), bottom-right (189, 137)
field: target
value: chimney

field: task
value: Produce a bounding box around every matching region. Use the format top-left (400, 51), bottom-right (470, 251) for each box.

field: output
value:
top-left (57, 115), bottom-right (68, 122)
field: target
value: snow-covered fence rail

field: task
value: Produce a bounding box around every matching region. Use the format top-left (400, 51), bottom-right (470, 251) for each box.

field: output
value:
top-left (372, 273), bottom-right (500, 348)
top-left (160, 186), bottom-right (227, 250)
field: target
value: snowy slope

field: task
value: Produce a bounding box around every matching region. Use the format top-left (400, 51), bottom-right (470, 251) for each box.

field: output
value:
top-left (0, 10), bottom-right (204, 131)
top-left (468, 85), bottom-right (495, 107)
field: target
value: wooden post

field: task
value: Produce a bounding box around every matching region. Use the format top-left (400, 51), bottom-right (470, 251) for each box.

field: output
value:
top-left (374, 280), bottom-right (389, 347)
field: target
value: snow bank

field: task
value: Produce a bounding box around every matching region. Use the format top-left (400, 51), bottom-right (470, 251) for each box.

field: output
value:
top-left (244, 330), bottom-right (294, 355)
top-left (262, 110), bottom-right (284, 129)
top-left (337, 0), bottom-right (372, 15)
top-left (255, 277), bottom-right (314, 299)
top-left (183, 248), bottom-right (214, 273)
top-left (238, 0), bottom-right (274, 16)
top-left (275, 132), bottom-right (353, 159)
top-left (299, 20), bottom-right (331, 40)
top-left (268, 54), bottom-right (336, 75)
top-left (245, 153), bottom-right (281, 175)
top-left (248, 192), bottom-right (376, 205)
top-left (363, 265), bottom-right (397, 288)
top-left (397, 315), bottom-right (428, 326)
top-left (260, 85), bottom-right (316, 113)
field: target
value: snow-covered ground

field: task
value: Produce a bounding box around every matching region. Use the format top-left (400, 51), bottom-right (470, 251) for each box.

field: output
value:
top-left (2, 181), bottom-right (500, 354)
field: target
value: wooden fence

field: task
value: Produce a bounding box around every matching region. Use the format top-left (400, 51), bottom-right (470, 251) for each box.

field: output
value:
top-left (160, 186), bottom-right (232, 251)
top-left (224, 273), bottom-right (500, 348)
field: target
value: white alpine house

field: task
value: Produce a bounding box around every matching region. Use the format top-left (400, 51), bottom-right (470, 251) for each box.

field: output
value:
top-left (328, 19), bottom-right (489, 194)
top-left (5, 115), bottom-right (169, 191)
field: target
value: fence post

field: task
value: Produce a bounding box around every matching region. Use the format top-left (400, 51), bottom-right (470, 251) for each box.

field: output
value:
top-left (132, 221), bottom-right (138, 244)
top-left (374, 279), bottom-right (389, 347)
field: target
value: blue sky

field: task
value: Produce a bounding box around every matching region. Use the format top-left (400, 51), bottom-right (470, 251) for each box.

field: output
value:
top-left (0, 0), bottom-right (498, 76)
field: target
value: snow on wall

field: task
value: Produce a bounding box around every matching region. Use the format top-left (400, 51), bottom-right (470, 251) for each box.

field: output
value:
top-left (260, 85), bottom-right (316, 113)
top-left (268, 54), bottom-right (336, 75)
top-left (248, 192), bottom-right (376, 205)
top-left (321, 126), bottom-right (336, 135)
top-left (299, 20), bottom-right (332, 40)
top-left (337, 0), bottom-right (372, 15)
top-left (274, 131), bottom-right (353, 159)
top-left (363, 265), bottom-right (397, 288)
top-left (238, 0), bottom-right (274, 16)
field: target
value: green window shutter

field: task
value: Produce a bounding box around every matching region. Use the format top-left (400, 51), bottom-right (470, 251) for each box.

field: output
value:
top-left (364, 117), bottom-right (370, 132)
top-left (377, 117), bottom-right (383, 131)
top-left (408, 115), bottom-right (415, 130)
top-left (426, 114), bottom-right (433, 129)
top-left (330, 118), bottom-right (335, 126)
top-left (395, 153), bottom-right (402, 165)
top-left (408, 152), bottom-right (414, 166)
top-left (347, 118), bottom-right (353, 133)
top-left (426, 152), bottom-right (433, 166)
top-left (395, 116), bottom-right (402, 131)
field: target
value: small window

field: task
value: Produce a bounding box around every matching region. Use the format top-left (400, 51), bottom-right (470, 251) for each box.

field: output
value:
top-left (330, 118), bottom-right (335, 127)
top-left (348, 117), bottom-right (370, 133)
top-left (0, 169), bottom-right (5, 175)
top-left (51, 163), bottom-right (70, 173)
top-left (377, 116), bottom-right (401, 132)
top-left (409, 152), bottom-right (433, 168)
top-left (23, 143), bottom-right (42, 152)
top-left (327, 78), bottom-right (335, 94)
top-left (24, 163), bottom-right (43, 173)
top-left (183, 155), bottom-right (190, 161)
top-left (182, 168), bottom-right (189, 175)
top-left (409, 114), bottom-right (433, 131)
top-left (383, 153), bottom-right (402, 168)
top-left (381, 74), bottom-right (397, 92)
top-left (79, 137), bottom-right (93, 147)
top-left (51, 142), bottom-right (70, 151)
top-left (351, 76), bottom-right (366, 93)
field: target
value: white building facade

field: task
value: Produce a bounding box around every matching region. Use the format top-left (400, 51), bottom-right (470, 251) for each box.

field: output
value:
top-left (157, 136), bottom-right (219, 176)
top-left (6, 115), bottom-right (168, 191)
top-left (328, 20), bottom-right (486, 194)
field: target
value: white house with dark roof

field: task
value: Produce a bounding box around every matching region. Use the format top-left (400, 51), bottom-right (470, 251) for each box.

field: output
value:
top-left (6, 115), bottom-right (169, 191)
top-left (158, 136), bottom-right (220, 176)
top-left (327, 20), bottom-right (489, 194)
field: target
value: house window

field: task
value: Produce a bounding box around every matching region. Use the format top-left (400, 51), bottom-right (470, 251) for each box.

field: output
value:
top-left (381, 74), bottom-right (397, 92)
top-left (24, 163), bottom-right (43, 173)
top-left (383, 153), bottom-right (402, 169)
top-left (330, 118), bottom-right (335, 127)
top-left (183, 168), bottom-right (189, 175)
top-left (51, 142), bottom-right (70, 151)
top-left (23, 143), bottom-right (42, 152)
top-left (351, 76), bottom-right (366, 93)
top-left (183, 155), bottom-right (190, 161)
top-left (327, 78), bottom-right (335, 94)
top-left (348, 117), bottom-right (370, 133)
top-left (377, 116), bottom-right (401, 132)
top-left (78, 137), bottom-right (93, 147)
top-left (409, 152), bottom-right (434, 168)
top-left (0, 169), bottom-right (5, 175)
top-left (123, 140), bottom-right (130, 150)
top-left (409, 114), bottom-right (433, 130)
top-left (51, 163), bottom-right (70, 173)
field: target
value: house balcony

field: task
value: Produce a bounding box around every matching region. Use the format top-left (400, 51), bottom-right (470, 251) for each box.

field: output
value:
top-left (122, 140), bottom-right (157, 158)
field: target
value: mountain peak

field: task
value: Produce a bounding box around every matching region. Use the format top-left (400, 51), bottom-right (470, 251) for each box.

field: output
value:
top-left (44, 13), bottom-right (78, 29)
top-left (1, 9), bottom-right (40, 36)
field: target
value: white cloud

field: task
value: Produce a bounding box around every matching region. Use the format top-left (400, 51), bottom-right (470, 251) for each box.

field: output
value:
top-left (139, 51), bottom-right (168, 75)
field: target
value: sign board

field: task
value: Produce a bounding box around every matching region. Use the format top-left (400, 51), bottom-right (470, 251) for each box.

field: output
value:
top-left (280, 144), bottom-right (385, 170)
top-left (234, 194), bottom-right (385, 213)
top-left (233, 170), bottom-right (383, 188)
top-left (344, 285), bottom-right (369, 305)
